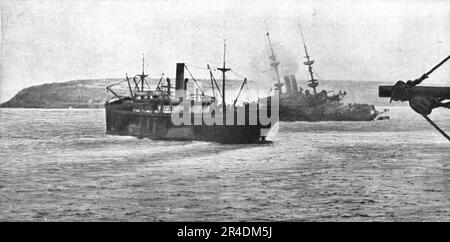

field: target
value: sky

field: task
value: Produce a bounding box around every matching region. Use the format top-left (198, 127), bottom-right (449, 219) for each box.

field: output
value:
top-left (1, 0), bottom-right (449, 102)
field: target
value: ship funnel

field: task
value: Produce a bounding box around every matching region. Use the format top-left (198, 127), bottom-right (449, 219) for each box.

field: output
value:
top-left (283, 76), bottom-right (292, 94)
top-left (166, 78), bottom-right (171, 96)
top-left (290, 75), bottom-right (298, 92)
top-left (184, 78), bottom-right (189, 92)
top-left (175, 63), bottom-right (185, 98)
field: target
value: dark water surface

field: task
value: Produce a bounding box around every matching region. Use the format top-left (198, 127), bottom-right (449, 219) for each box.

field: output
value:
top-left (0, 107), bottom-right (449, 221)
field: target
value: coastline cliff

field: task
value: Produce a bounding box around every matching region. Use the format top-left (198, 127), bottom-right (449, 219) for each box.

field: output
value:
top-left (1, 79), bottom-right (125, 108)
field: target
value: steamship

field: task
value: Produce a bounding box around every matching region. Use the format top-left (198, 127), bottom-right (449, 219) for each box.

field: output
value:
top-left (105, 50), bottom-right (274, 144)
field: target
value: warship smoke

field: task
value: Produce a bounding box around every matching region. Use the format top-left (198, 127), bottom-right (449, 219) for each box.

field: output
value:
top-left (249, 42), bottom-right (300, 90)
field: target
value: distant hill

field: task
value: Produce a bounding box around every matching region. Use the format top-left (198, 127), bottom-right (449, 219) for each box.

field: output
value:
top-left (0, 78), bottom-right (399, 108)
top-left (0, 79), bottom-right (121, 108)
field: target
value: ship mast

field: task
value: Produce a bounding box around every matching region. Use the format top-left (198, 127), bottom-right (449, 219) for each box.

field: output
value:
top-left (299, 24), bottom-right (319, 94)
top-left (137, 53), bottom-right (148, 92)
top-left (217, 40), bottom-right (231, 118)
top-left (266, 32), bottom-right (283, 93)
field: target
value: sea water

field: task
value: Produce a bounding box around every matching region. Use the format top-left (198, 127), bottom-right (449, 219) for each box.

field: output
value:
top-left (0, 107), bottom-right (449, 221)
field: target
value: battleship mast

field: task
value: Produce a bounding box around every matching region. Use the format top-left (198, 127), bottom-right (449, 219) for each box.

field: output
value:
top-left (266, 32), bottom-right (283, 93)
top-left (299, 24), bottom-right (319, 94)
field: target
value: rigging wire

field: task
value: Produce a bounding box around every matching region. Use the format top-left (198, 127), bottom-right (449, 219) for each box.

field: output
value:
top-left (312, 69), bottom-right (322, 82)
top-left (186, 63), bottom-right (221, 72)
top-left (423, 115), bottom-right (450, 142)
top-left (106, 78), bottom-right (127, 88)
top-left (184, 63), bottom-right (251, 104)
top-left (185, 63), bottom-right (210, 71)
top-left (230, 69), bottom-right (245, 79)
top-left (184, 65), bottom-right (205, 96)
top-left (186, 63), bottom-right (247, 80)
top-left (145, 78), bottom-right (151, 90)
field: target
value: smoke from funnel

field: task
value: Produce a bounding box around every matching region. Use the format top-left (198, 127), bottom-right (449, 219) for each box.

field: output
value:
top-left (248, 41), bottom-right (299, 91)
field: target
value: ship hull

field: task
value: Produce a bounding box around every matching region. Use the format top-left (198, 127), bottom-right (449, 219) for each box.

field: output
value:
top-left (279, 106), bottom-right (378, 121)
top-left (105, 103), bottom-right (269, 144)
top-left (279, 112), bottom-right (377, 122)
top-left (278, 96), bottom-right (379, 122)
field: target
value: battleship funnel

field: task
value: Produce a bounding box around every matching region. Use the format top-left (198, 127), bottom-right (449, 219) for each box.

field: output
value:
top-left (290, 75), bottom-right (298, 92)
top-left (284, 76), bottom-right (292, 94)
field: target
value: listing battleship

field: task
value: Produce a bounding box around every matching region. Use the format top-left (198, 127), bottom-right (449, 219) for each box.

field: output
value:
top-left (266, 26), bottom-right (389, 122)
